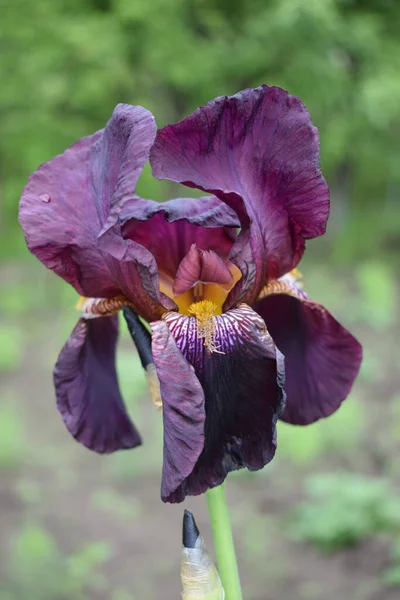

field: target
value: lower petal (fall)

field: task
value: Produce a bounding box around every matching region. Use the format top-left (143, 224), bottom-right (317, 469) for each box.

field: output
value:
top-left (254, 294), bottom-right (362, 424)
top-left (150, 320), bottom-right (206, 503)
top-left (54, 315), bottom-right (141, 453)
top-left (154, 304), bottom-right (285, 502)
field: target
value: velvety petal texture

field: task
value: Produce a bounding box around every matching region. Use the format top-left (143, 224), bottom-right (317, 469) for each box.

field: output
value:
top-left (54, 316), bottom-right (141, 453)
top-left (155, 304), bottom-right (285, 502)
top-left (122, 196), bottom-right (238, 281)
top-left (19, 104), bottom-right (171, 321)
top-left (150, 320), bottom-right (206, 503)
top-left (150, 85), bottom-right (329, 305)
top-left (255, 294), bottom-right (362, 425)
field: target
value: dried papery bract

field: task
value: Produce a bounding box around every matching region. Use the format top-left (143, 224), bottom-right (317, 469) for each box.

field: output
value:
top-left (181, 510), bottom-right (225, 600)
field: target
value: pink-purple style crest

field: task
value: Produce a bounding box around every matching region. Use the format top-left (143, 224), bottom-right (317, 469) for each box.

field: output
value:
top-left (19, 85), bottom-right (362, 503)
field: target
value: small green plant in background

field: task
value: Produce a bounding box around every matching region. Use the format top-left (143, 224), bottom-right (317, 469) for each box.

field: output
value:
top-left (66, 540), bottom-right (112, 596)
top-left (384, 538), bottom-right (400, 588)
top-left (0, 281), bottom-right (29, 318)
top-left (112, 589), bottom-right (135, 600)
top-left (0, 399), bottom-right (26, 469)
top-left (106, 345), bottom-right (163, 482)
top-left (91, 487), bottom-right (143, 521)
top-left (0, 325), bottom-right (23, 373)
top-left (355, 261), bottom-right (397, 331)
top-left (390, 394), bottom-right (400, 446)
top-left (117, 348), bottom-right (148, 418)
top-left (14, 479), bottom-right (42, 506)
top-left (288, 473), bottom-right (400, 564)
top-left (276, 399), bottom-right (365, 467)
top-left (4, 523), bottom-right (113, 600)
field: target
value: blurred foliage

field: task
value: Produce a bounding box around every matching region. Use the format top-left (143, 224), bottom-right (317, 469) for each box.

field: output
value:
top-left (384, 538), bottom-right (400, 587)
top-left (5, 523), bottom-right (112, 600)
top-left (276, 397), bottom-right (365, 466)
top-left (355, 261), bottom-right (398, 330)
top-left (288, 472), bottom-right (400, 591)
top-left (288, 473), bottom-right (400, 553)
top-left (0, 0), bottom-right (399, 259)
top-left (0, 397), bottom-right (26, 469)
top-left (0, 325), bottom-right (23, 372)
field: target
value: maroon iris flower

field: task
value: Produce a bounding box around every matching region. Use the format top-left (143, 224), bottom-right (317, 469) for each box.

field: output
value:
top-left (19, 86), bottom-right (362, 503)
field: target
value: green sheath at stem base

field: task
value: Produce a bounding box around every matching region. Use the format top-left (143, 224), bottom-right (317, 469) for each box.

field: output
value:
top-left (206, 484), bottom-right (243, 600)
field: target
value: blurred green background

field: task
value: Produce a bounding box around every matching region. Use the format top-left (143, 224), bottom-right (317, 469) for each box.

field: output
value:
top-left (0, 0), bottom-right (399, 599)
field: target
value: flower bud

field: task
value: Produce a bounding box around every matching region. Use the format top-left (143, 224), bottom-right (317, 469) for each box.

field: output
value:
top-left (181, 510), bottom-right (225, 600)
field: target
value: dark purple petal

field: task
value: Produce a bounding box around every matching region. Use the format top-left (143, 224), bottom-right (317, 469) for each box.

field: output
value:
top-left (119, 194), bottom-right (240, 231)
top-left (19, 105), bottom-right (164, 313)
top-left (97, 105), bottom-right (156, 217)
top-left (159, 305), bottom-right (285, 502)
top-left (123, 197), bottom-right (238, 280)
top-left (150, 85), bottom-right (329, 305)
top-left (150, 320), bottom-right (205, 503)
top-left (254, 294), bottom-right (362, 425)
top-left (97, 232), bottom-right (176, 321)
top-left (54, 316), bottom-right (141, 453)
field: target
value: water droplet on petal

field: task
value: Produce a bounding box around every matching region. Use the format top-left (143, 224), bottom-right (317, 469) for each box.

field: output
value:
top-left (39, 194), bottom-right (51, 203)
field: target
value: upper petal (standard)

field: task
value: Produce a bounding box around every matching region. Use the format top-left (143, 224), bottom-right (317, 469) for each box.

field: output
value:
top-left (150, 85), bottom-right (329, 305)
top-left (19, 104), bottom-right (167, 320)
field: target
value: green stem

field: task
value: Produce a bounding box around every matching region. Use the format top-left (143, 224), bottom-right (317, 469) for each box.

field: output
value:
top-left (206, 484), bottom-right (242, 600)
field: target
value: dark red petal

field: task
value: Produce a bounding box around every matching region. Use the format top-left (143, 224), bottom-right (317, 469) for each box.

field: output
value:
top-left (150, 85), bottom-right (329, 304)
top-left (173, 245), bottom-right (233, 296)
top-left (54, 316), bottom-right (141, 453)
top-left (150, 320), bottom-right (205, 503)
top-left (19, 104), bottom-right (160, 305)
top-left (159, 305), bottom-right (285, 502)
top-left (124, 197), bottom-right (238, 280)
top-left (254, 294), bottom-right (362, 425)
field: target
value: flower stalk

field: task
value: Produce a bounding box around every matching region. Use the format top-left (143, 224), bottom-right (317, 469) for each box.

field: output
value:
top-left (206, 484), bottom-right (242, 600)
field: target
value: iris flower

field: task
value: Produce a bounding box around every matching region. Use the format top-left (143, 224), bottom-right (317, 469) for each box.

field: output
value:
top-left (19, 86), bottom-right (362, 503)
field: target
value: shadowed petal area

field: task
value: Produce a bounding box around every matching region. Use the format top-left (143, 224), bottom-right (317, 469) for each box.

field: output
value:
top-left (19, 104), bottom-right (167, 320)
top-left (54, 316), bottom-right (141, 453)
top-left (122, 196), bottom-right (239, 280)
top-left (97, 232), bottom-right (175, 321)
top-left (254, 294), bottom-right (362, 425)
top-left (159, 305), bottom-right (285, 502)
top-left (150, 85), bottom-right (329, 305)
top-left (150, 320), bottom-right (205, 503)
